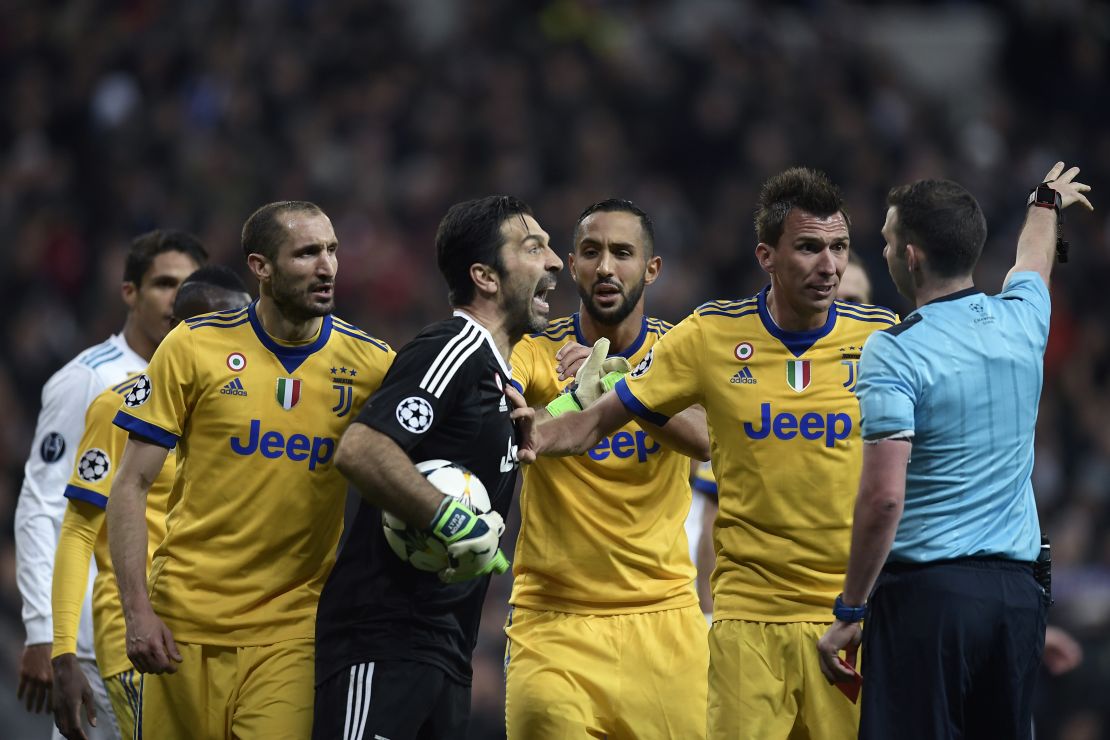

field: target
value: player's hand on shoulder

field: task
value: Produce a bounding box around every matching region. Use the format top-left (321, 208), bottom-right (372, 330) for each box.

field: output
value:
top-left (1043, 161), bottom-right (1093, 212)
top-left (17, 643), bottom-right (53, 713)
top-left (51, 653), bottom-right (94, 739)
top-left (125, 607), bottom-right (183, 675)
top-left (430, 499), bottom-right (510, 583)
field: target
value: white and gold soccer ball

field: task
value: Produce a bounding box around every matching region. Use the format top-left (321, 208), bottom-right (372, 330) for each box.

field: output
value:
top-left (382, 459), bottom-right (492, 572)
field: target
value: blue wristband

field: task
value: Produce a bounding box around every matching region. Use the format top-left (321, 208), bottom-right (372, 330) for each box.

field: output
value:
top-left (833, 594), bottom-right (868, 623)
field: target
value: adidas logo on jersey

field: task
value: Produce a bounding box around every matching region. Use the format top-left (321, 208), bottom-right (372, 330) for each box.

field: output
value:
top-left (730, 366), bottom-right (757, 384)
top-left (220, 377), bottom-right (248, 397)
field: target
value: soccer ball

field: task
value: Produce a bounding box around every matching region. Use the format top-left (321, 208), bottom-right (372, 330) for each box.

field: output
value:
top-left (382, 459), bottom-right (492, 572)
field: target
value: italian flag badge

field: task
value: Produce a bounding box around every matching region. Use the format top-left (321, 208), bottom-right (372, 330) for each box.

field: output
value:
top-left (275, 378), bottom-right (302, 410)
top-left (786, 360), bottom-right (811, 392)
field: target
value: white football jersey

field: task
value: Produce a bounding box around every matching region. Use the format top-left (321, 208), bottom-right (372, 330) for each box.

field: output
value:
top-left (14, 333), bottom-right (145, 657)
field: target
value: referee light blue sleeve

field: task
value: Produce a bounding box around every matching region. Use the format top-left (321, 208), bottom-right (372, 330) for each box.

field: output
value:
top-left (999, 271), bottom-right (1051, 352)
top-left (856, 331), bottom-right (917, 441)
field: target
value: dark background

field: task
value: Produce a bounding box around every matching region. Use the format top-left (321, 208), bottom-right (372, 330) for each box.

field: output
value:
top-left (2, 1), bottom-right (1108, 737)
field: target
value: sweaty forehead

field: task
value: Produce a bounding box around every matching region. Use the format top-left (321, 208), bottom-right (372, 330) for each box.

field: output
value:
top-left (783, 209), bottom-right (849, 243)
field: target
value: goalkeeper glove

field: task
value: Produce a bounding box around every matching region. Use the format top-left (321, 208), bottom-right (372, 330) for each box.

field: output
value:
top-left (429, 498), bottom-right (510, 584)
top-left (545, 338), bottom-right (632, 417)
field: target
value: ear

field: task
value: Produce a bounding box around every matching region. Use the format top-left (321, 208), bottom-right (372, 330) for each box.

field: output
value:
top-left (643, 255), bottom-right (662, 286)
top-left (567, 252), bottom-right (577, 283)
top-left (469, 263), bottom-right (499, 297)
top-left (121, 281), bottom-right (138, 309)
top-left (755, 242), bottom-right (775, 274)
top-left (246, 253), bottom-right (272, 282)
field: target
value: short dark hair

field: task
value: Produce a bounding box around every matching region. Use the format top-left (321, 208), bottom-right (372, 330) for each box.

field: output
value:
top-left (241, 201), bottom-right (325, 260)
top-left (574, 198), bottom-right (655, 256)
top-left (755, 167), bottom-right (849, 246)
top-left (436, 195), bottom-right (533, 306)
top-left (173, 265), bottom-right (251, 320)
top-left (124, 230), bottom-right (207, 286)
top-left (886, 180), bottom-right (986, 278)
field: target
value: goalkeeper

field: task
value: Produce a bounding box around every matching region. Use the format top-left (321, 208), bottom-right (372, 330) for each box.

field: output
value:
top-left (505, 199), bottom-right (711, 739)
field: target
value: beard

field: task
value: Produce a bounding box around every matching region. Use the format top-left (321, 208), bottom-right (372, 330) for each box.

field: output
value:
top-left (579, 278), bottom-right (645, 326)
top-left (503, 277), bottom-right (553, 340)
top-left (271, 269), bottom-right (334, 323)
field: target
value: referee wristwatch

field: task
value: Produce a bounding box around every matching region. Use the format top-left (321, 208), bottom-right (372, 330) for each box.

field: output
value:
top-left (833, 594), bottom-right (868, 623)
top-left (1027, 183), bottom-right (1062, 212)
top-left (1027, 182), bottom-right (1069, 263)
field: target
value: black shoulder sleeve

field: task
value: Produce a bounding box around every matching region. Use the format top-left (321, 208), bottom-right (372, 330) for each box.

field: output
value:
top-left (882, 313), bottom-right (923, 337)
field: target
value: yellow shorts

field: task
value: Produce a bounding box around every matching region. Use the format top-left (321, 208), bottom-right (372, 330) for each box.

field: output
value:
top-left (708, 620), bottom-right (860, 740)
top-left (104, 669), bottom-right (141, 740)
top-left (505, 604), bottom-right (709, 740)
top-left (139, 638), bottom-right (314, 740)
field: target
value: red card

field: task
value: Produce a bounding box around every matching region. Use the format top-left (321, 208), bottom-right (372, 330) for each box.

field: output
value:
top-left (834, 657), bottom-right (862, 703)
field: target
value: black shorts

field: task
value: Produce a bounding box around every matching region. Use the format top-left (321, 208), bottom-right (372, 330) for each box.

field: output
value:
top-left (312, 660), bottom-right (470, 740)
top-left (860, 558), bottom-right (1048, 740)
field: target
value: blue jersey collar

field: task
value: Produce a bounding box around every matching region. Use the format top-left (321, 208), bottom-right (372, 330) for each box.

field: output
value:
top-left (248, 301), bottom-right (333, 374)
top-left (757, 286), bottom-right (837, 358)
top-left (573, 313), bottom-right (648, 359)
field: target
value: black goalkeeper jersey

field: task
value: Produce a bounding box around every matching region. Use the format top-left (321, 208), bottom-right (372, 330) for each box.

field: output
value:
top-left (315, 312), bottom-right (519, 686)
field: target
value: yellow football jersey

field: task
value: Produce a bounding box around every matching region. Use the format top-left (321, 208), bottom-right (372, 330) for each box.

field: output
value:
top-left (616, 292), bottom-right (897, 622)
top-left (511, 314), bottom-right (697, 614)
top-left (113, 305), bottom-right (393, 645)
top-left (56, 373), bottom-right (174, 677)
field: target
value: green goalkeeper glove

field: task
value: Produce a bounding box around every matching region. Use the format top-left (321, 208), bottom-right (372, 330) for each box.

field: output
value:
top-left (429, 498), bottom-right (510, 584)
top-left (545, 338), bottom-right (632, 417)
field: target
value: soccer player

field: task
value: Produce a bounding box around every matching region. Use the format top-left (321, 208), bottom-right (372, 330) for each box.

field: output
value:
top-left (50, 266), bottom-right (251, 740)
top-left (313, 195), bottom-right (562, 740)
top-left (14, 230), bottom-right (206, 739)
top-left (685, 252), bottom-right (879, 624)
top-left (817, 163), bottom-right (1093, 739)
top-left (504, 199), bottom-right (709, 739)
top-left (107, 201), bottom-right (394, 739)
top-left (512, 168), bottom-right (898, 740)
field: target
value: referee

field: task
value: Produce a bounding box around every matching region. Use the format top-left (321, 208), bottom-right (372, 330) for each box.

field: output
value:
top-left (816, 162), bottom-right (1093, 739)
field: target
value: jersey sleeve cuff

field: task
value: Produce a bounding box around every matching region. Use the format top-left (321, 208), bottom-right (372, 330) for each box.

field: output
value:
top-left (692, 478), bottom-right (718, 496)
top-left (509, 379), bottom-right (524, 394)
top-left (614, 378), bottom-right (670, 427)
top-left (24, 616), bottom-right (52, 646)
top-left (63, 485), bottom-right (108, 510)
top-left (113, 410), bottom-right (179, 449)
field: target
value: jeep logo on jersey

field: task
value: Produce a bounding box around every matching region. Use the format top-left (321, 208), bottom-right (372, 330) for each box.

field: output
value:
top-left (396, 396), bottom-right (434, 434)
top-left (743, 403), bottom-right (852, 448)
top-left (123, 375), bottom-right (152, 407)
top-left (630, 349), bottom-right (653, 378)
top-left (77, 448), bottom-right (111, 482)
top-left (40, 432), bottom-right (66, 463)
top-left (229, 419), bottom-right (335, 470)
top-left (587, 430), bottom-right (662, 462)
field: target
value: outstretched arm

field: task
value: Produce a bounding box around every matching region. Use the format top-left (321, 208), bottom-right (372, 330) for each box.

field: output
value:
top-left (1006, 161), bottom-right (1093, 288)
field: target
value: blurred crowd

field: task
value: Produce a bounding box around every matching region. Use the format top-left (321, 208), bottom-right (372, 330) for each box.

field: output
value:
top-left (2, 1), bottom-right (1108, 737)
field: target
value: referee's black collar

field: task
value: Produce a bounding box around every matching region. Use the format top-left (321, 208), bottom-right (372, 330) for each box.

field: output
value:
top-left (923, 286), bottom-right (981, 306)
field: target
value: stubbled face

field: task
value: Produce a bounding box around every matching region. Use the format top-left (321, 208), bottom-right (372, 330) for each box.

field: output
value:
top-left (759, 208), bottom-right (850, 322)
top-left (881, 206), bottom-right (915, 301)
top-left (127, 250), bottom-right (202, 346)
top-left (268, 211), bottom-right (338, 321)
top-left (837, 262), bottom-right (872, 304)
top-left (497, 213), bottom-right (563, 337)
top-left (569, 210), bottom-right (657, 326)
